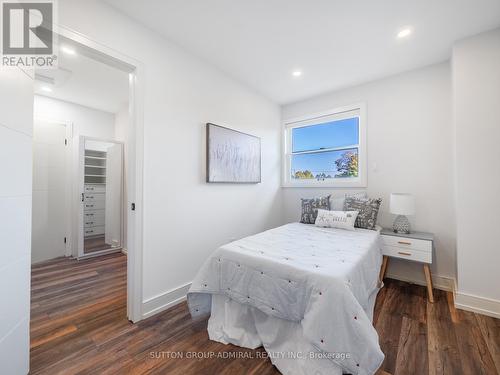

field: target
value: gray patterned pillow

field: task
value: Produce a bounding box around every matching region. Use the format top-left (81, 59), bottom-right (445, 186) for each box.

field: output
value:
top-left (344, 197), bottom-right (382, 230)
top-left (329, 191), bottom-right (367, 211)
top-left (300, 195), bottom-right (331, 224)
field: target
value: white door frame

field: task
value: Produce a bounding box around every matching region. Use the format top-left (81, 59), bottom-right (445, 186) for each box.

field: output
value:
top-left (54, 25), bottom-right (145, 323)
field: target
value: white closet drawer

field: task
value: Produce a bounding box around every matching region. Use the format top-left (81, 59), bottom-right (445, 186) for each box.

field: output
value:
top-left (84, 200), bottom-right (105, 210)
top-left (382, 245), bottom-right (432, 263)
top-left (84, 210), bottom-right (104, 223)
top-left (381, 235), bottom-right (432, 253)
top-left (85, 184), bottom-right (106, 193)
top-left (84, 211), bottom-right (105, 227)
top-left (84, 225), bottom-right (105, 236)
top-left (84, 192), bottom-right (105, 202)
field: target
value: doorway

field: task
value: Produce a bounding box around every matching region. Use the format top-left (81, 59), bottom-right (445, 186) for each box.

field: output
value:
top-left (80, 138), bottom-right (124, 257)
top-left (30, 28), bottom-right (143, 328)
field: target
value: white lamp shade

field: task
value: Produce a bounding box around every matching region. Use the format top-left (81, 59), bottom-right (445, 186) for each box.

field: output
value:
top-left (390, 193), bottom-right (415, 216)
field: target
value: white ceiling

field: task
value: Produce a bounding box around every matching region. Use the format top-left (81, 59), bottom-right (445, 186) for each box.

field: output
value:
top-left (35, 41), bottom-right (129, 114)
top-left (104, 0), bottom-right (500, 104)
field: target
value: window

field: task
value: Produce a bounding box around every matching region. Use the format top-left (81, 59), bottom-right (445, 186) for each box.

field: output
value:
top-left (283, 105), bottom-right (366, 187)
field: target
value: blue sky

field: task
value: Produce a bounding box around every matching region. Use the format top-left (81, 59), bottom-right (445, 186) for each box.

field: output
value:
top-left (291, 118), bottom-right (358, 176)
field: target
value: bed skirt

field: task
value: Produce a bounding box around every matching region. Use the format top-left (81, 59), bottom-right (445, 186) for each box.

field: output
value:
top-left (207, 287), bottom-right (380, 375)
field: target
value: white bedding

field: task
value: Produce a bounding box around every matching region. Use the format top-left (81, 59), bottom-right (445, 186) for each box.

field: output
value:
top-left (187, 223), bottom-right (384, 375)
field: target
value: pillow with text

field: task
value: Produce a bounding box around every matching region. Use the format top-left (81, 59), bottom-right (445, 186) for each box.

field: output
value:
top-left (314, 209), bottom-right (359, 231)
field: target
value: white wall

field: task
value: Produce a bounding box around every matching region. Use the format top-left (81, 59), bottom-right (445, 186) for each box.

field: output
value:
top-left (0, 67), bottom-right (33, 374)
top-left (453, 28), bottom-right (500, 316)
top-left (58, 0), bottom-right (282, 315)
top-left (34, 95), bottom-right (115, 139)
top-left (105, 144), bottom-right (123, 247)
top-left (34, 95), bottom-right (116, 257)
top-left (282, 63), bottom-right (456, 287)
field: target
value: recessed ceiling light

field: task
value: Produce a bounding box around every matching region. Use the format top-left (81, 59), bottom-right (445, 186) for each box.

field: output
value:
top-left (292, 70), bottom-right (302, 77)
top-left (397, 28), bottom-right (412, 39)
top-left (40, 86), bottom-right (53, 93)
top-left (61, 46), bottom-right (76, 55)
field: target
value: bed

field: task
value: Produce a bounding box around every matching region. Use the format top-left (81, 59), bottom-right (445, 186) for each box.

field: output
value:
top-left (187, 222), bottom-right (385, 375)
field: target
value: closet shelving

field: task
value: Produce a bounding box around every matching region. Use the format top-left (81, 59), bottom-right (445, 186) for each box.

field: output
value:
top-left (84, 150), bottom-right (107, 185)
top-left (84, 149), bottom-right (107, 238)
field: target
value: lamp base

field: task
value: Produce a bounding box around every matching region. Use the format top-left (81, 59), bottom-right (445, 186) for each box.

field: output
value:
top-left (393, 215), bottom-right (411, 234)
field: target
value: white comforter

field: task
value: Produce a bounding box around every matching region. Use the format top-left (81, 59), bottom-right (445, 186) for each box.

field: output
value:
top-left (187, 223), bottom-right (384, 375)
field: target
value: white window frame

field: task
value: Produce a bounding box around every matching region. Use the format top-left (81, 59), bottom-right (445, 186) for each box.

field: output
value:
top-left (282, 103), bottom-right (367, 188)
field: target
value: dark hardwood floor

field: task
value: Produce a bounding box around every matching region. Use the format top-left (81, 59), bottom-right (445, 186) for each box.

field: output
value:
top-left (84, 235), bottom-right (113, 253)
top-left (30, 253), bottom-right (500, 375)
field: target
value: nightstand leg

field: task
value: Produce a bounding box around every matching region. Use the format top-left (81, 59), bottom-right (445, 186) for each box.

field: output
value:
top-left (379, 256), bottom-right (389, 287)
top-left (423, 264), bottom-right (434, 303)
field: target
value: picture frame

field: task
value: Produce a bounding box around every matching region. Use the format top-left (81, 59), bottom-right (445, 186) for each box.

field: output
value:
top-left (206, 123), bottom-right (261, 183)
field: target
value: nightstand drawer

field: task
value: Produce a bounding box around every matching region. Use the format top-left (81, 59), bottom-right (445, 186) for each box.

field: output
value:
top-left (381, 235), bottom-right (432, 253)
top-left (382, 245), bottom-right (432, 263)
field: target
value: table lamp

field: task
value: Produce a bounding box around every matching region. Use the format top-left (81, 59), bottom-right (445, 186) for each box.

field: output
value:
top-left (390, 193), bottom-right (415, 234)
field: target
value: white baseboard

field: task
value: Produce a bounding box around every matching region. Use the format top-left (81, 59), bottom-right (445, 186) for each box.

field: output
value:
top-left (386, 272), bottom-right (455, 292)
top-left (140, 274), bottom-right (457, 320)
top-left (142, 282), bottom-right (191, 319)
top-left (455, 291), bottom-right (500, 319)
top-left (141, 276), bottom-right (500, 321)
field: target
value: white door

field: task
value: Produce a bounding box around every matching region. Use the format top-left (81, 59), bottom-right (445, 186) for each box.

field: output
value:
top-left (32, 120), bottom-right (69, 264)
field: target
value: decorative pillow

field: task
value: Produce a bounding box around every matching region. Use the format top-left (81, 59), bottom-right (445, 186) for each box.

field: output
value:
top-left (314, 209), bottom-right (359, 231)
top-left (329, 192), bottom-right (367, 211)
top-left (344, 197), bottom-right (382, 230)
top-left (300, 195), bottom-right (330, 224)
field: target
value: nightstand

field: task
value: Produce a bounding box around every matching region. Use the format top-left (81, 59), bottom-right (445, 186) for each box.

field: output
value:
top-left (379, 228), bottom-right (435, 303)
